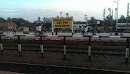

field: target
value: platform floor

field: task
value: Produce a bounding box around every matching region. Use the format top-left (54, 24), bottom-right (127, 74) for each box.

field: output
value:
top-left (0, 71), bottom-right (24, 74)
top-left (3, 31), bottom-right (130, 37)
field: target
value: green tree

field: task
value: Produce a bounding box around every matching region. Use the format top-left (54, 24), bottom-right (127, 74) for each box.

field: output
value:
top-left (104, 15), bottom-right (114, 31)
top-left (11, 18), bottom-right (31, 26)
top-left (44, 22), bottom-right (51, 29)
top-left (118, 15), bottom-right (126, 23)
top-left (127, 15), bottom-right (130, 23)
top-left (88, 17), bottom-right (96, 27)
top-left (0, 17), bottom-right (6, 23)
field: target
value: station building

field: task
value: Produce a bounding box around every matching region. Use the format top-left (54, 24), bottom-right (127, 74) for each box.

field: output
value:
top-left (73, 21), bottom-right (88, 28)
top-left (0, 23), bottom-right (18, 29)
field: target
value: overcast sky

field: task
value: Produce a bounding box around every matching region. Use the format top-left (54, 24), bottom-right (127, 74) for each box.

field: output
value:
top-left (0, 0), bottom-right (130, 22)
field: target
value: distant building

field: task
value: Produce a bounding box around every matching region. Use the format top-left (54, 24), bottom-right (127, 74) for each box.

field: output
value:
top-left (74, 24), bottom-right (87, 28)
top-left (0, 23), bottom-right (18, 29)
top-left (73, 21), bottom-right (88, 28)
top-left (117, 23), bottom-right (130, 30)
top-left (73, 21), bottom-right (86, 24)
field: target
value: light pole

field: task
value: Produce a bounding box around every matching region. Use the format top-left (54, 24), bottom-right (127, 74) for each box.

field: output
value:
top-left (113, 0), bottom-right (120, 31)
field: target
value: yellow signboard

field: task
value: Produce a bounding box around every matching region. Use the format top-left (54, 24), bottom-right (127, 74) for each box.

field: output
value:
top-left (53, 17), bottom-right (72, 28)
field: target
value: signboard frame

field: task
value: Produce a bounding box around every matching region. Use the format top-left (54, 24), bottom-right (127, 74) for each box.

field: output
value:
top-left (53, 17), bottom-right (72, 28)
top-left (52, 17), bottom-right (73, 35)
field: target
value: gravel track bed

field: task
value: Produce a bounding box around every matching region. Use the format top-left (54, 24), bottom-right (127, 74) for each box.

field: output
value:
top-left (0, 50), bottom-right (130, 72)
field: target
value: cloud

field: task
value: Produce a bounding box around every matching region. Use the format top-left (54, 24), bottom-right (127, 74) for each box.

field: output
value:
top-left (0, 0), bottom-right (129, 22)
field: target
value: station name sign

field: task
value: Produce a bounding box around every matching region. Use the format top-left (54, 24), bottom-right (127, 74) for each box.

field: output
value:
top-left (53, 17), bottom-right (72, 28)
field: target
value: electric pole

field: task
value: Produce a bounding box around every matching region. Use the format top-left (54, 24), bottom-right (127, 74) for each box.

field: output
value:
top-left (66, 13), bottom-right (69, 17)
top-left (126, 3), bottom-right (129, 32)
top-left (113, 0), bottom-right (120, 31)
top-left (108, 8), bottom-right (111, 17)
top-left (103, 9), bottom-right (106, 32)
top-left (60, 11), bottom-right (62, 17)
top-left (115, 8), bottom-right (117, 31)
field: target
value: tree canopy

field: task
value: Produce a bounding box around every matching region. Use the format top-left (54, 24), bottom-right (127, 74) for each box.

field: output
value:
top-left (118, 15), bottom-right (126, 23)
top-left (88, 17), bottom-right (96, 27)
top-left (0, 17), bottom-right (31, 26)
top-left (0, 15), bottom-right (130, 30)
top-left (0, 17), bottom-right (7, 23)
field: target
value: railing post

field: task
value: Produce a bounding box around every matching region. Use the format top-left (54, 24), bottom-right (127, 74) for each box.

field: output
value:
top-left (125, 38), bottom-right (129, 64)
top-left (56, 28), bottom-right (58, 35)
top-left (0, 36), bottom-right (3, 55)
top-left (18, 35), bottom-right (21, 56)
top-left (64, 36), bottom-right (66, 59)
top-left (40, 36), bottom-right (43, 58)
top-left (99, 36), bottom-right (101, 41)
top-left (88, 36), bottom-right (91, 61)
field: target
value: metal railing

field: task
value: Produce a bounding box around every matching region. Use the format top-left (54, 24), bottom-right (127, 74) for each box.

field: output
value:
top-left (0, 35), bottom-right (129, 64)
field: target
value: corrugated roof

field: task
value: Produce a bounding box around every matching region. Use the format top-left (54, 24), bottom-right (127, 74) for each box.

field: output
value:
top-left (0, 23), bottom-right (18, 27)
